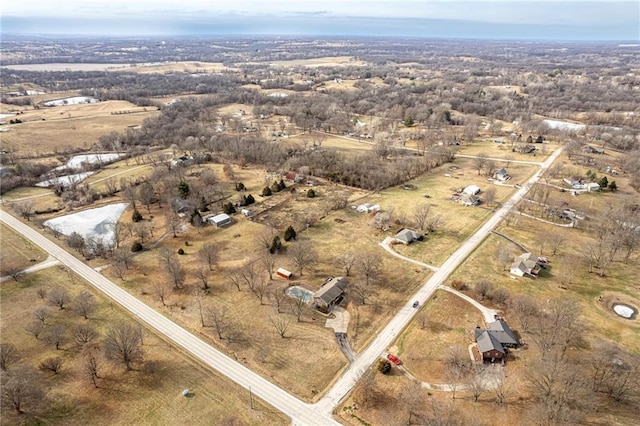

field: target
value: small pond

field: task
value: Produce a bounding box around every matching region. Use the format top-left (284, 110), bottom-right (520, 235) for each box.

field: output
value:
top-left (612, 303), bottom-right (637, 320)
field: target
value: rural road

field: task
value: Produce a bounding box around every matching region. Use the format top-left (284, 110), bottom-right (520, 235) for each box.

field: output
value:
top-left (2, 145), bottom-right (563, 424)
top-left (0, 210), bottom-right (338, 426)
top-left (314, 146), bottom-right (564, 414)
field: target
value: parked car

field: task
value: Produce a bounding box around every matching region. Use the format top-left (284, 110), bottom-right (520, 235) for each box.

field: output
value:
top-left (412, 300), bottom-right (419, 308)
top-left (387, 354), bottom-right (402, 365)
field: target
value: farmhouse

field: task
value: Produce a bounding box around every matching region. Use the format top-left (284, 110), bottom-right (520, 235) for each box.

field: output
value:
top-left (510, 252), bottom-right (542, 277)
top-left (459, 193), bottom-right (480, 206)
top-left (313, 277), bottom-right (349, 313)
top-left (494, 168), bottom-right (511, 181)
top-left (276, 268), bottom-right (292, 280)
top-left (463, 185), bottom-right (481, 195)
top-left (475, 330), bottom-right (505, 361)
top-left (207, 213), bottom-right (232, 227)
top-left (395, 229), bottom-right (423, 244)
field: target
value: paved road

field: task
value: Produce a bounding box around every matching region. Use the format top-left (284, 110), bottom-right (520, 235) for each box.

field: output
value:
top-left (314, 146), bottom-right (564, 414)
top-left (379, 237), bottom-right (439, 272)
top-left (0, 210), bottom-right (338, 426)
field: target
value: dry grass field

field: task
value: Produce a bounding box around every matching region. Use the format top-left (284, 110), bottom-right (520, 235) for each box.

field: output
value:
top-left (0, 223), bottom-right (47, 273)
top-left (0, 267), bottom-right (287, 426)
top-left (394, 290), bottom-right (481, 383)
top-left (1, 100), bottom-right (160, 154)
top-left (246, 56), bottom-right (366, 68)
top-left (456, 140), bottom-right (558, 162)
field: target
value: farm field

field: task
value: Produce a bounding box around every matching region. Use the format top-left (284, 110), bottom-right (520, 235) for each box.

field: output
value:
top-left (1, 100), bottom-right (159, 154)
top-left (0, 222), bottom-right (47, 273)
top-left (0, 267), bottom-right (287, 426)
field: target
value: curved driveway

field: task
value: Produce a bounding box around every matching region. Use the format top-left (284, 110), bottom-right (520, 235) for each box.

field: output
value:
top-left (314, 146), bottom-right (564, 414)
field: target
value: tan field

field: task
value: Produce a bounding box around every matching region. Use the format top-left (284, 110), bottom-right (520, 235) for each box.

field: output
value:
top-left (1, 100), bottom-right (159, 154)
top-left (0, 267), bottom-right (287, 425)
top-left (0, 223), bottom-right (47, 272)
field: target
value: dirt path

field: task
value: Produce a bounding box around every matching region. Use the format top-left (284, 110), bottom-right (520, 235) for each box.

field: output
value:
top-left (437, 285), bottom-right (498, 324)
top-left (378, 237), bottom-right (439, 272)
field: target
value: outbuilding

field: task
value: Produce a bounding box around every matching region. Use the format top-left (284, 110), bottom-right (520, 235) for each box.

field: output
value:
top-left (276, 268), bottom-right (292, 280)
top-left (208, 213), bottom-right (231, 227)
top-left (463, 185), bottom-right (481, 195)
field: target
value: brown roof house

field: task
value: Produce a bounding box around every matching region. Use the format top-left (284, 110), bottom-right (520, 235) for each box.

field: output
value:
top-left (474, 319), bottom-right (519, 362)
top-left (510, 252), bottom-right (542, 277)
top-left (313, 277), bottom-right (348, 313)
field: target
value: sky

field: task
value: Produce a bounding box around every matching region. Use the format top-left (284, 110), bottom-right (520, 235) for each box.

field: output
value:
top-left (1, 0), bottom-right (638, 40)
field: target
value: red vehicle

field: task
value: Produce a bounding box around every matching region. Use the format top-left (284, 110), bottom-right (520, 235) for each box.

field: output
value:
top-left (387, 354), bottom-right (402, 365)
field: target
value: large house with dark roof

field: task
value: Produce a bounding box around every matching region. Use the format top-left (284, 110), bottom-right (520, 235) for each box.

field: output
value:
top-left (474, 319), bottom-right (519, 361)
top-left (313, 277), bottom-right (348, 313)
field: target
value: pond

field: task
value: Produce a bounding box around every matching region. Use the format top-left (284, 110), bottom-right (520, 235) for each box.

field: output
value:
top-left (613, 303), bottom-right (637, 320)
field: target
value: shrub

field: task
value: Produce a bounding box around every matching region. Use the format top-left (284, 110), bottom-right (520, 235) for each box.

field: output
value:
top-left (177, 248), bottom-right (185, 255)
top-left (283, 225), bottom-right (297, 242)
top-left (269, 236), bottom-right (283, 254)
top-left (307, 188), bottom-right (316, 198)
top-left (131, 241), bottom-right (143, 252)
top-left (377, 358), bottom-right (391, 374)
top-left (451, 280), bottom-right (468, 291)
top-left (474, 281), bottom-right (493, 300)
top-left (235, 182), bottom-right (245, 191)
top-left (491, 287), bottom-right (510, 304)
top-left (223, 202), bottom-right (236, 215)
top-left (131, 208), bottom-right (143, 222)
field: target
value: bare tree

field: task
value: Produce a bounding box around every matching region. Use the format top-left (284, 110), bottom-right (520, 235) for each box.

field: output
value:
top-left (495, 244), bottom-right (512, 271)
top-left (259, 250), bottom-right (276, 280)
top-left (122, 182), bottom-right (137, 209)
top-left (334, 251), bottom-right (358, 276)
top-left (198, 242), bottom-right (218, 271)
top-left (530, 298), bottom-right (581, 360)
top-left (290, 297), bottom-right (309, 322)
top-left (549, 233), bottom-right (566, 256)
top-left (271, 286), bottom-right (286, 313)
top-left (39, 357), bottom-right (64, 374)
top-left (0, 343), bottom-right (19, 371)
top-left (474, 281), bottom-right (493, 301)
top-left (154, 282), bottom-right (170, 307)
top-left (138, 182), bottom-right (155, 213)
top-left (228, 269), bottom-right (243, 292)
top-left (112, 260), bottom-right (128, 280)
top-left (483, 186), bottom-right (497, 206)
top-left (84, 348), bottom-right (101, 388)
top-left (112, 247), bottom-right (134, 269)
top-left (47, 287), bottom-right (71, 310)
top-left (252, 276), bottom-right (269, 304)
top-left (104, 177), bottom-right (118, 196)
top-left (73, 324), bottom-right (99, 345)
top-left (351, 279), bottom-right (375, 305)
top-left (158, 247), bottom-right (185, 289)
top-left (204, 304), bottom-right (231, 339)
top-left (192, 289), bottom-right (207, 327)
top-left (473, 152), bottom-right (488, 176)
top-left (36, 287), bottom-right (47, 300)
top-left (67, 232), bottom-right (86, 254)
top-left (270, 315), bottom-right (292, 338)
top-left (288, 240), bottom-right (318, 276)
top-left (25, 321), bottom-right (44, 339)
top-left (73, 291), bottom-right (95, 319)
top-left (494, 374), bottom-right (513, 404)
top-left (2, 366), bottom-right (44, 414)
top-left (470, 370), bottom-right (487, 402)
top-left (357, 251), bottom-right (383, 286)
top-left (32, 307), bottom-right (49, 324)
top-left (104, 322), bottom-right (144, 370)
top-left (508, 294), bottom-right (539, 332)
top-left (46, 324), bottom-right (67, 350)
top-left (165, 213), bottom-right (181, 238)
top-left (12, 200), bottom-right (34, 221)
top-left (194, 268), bottom-right (210, 290)
top-left (255, 227), bottom-right (278, 251)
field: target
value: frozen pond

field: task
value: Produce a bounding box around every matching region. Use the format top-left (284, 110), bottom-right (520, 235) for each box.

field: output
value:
top-left (286, 286), bottom-right (313, 303)
top-left (542, 119), bottom-right (586, 132)
top-left (36, 171), bottom-right (95, 188)
top-left (55, 153), bottom-right (124, 171)
top-left (0, 113), bottom-right (16, 120)
top-left (43, 97), bottom-right (99, 107)
top-left (43, 203), bottom-right (128, 247)
top-left (613, 303), bottom-right (637, 319)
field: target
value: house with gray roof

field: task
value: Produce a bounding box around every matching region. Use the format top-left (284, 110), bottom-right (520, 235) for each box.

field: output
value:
top-left (474, 319), bottom-right (520, 361)
top-left (313, 277), bottom-right (349, 313)
top-left (510, 252), bottom-right (542, 277)
top-left (395, 229), bottom-right (423, 245)
top-left (475, 330), bottom-right (506, 360)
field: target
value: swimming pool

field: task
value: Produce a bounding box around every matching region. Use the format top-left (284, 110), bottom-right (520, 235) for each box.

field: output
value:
top-left (285, 286), bottom-right (313, 303)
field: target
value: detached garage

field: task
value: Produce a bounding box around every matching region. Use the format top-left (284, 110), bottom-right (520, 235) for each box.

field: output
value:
top-left (208, 213), bottom-right (231, 227)
top-left (276, 268), bottom-right (292, 280)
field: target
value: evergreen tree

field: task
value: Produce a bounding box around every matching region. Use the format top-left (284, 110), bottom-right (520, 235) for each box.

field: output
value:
top-left (200, 196), bottom-right (209, 212)
top-left (262, 186), bottom-right (272, 196)
top-left (284, 225), bottom-right (297, 242)
top-left (235, 182), bottom-right (245, 191)
top-left (536, 135), bottom-right (544, 143)
top-left (190, 209), bottom-right (203, 227)
top-left (271, 181), bottom-right (280, 193)
top-left (307, 188), bottom-right (316, 198)
top-left (246, 194), bottom-right (255, 205)
top-left (269, 236), bottom-right (283, 254)
top-left (278, 179), bottom-right (286, 191)
top-left (598, 176), bottom-right (608, 189)
top-left (223, 202), bottom-right (236, 215)
top-left (178, 180), bottom-right (190, 199)
top-left (608, 181), bottom-right (617, 191)
top-left (131, 208), bottom-right (143, 223)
